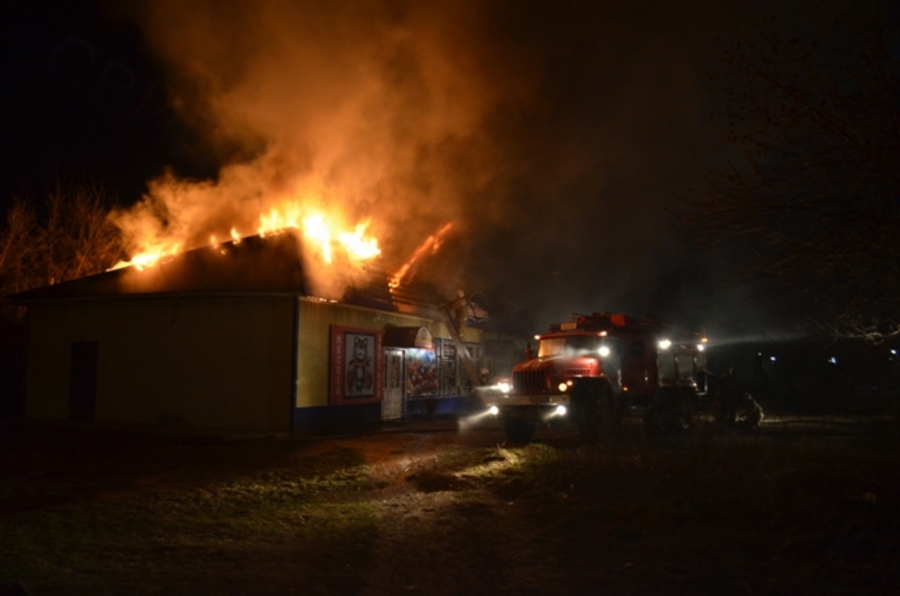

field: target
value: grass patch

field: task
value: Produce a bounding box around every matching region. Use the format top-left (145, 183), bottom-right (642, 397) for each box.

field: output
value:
top-left (484, 432), bottom-right (900, 593)
top-left (1, 426), bottom-right (898, 594)
top-left (1, 445), bottom-right (379, 595)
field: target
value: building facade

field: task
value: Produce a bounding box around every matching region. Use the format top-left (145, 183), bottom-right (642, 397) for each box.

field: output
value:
top-left (11, 233), bottom-right (509, 434)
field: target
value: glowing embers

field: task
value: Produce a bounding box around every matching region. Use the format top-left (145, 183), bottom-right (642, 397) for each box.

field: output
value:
top-left (209, 235), bottom-right (228, 256)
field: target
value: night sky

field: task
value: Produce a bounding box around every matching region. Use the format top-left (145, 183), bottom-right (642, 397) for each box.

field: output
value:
top-left (0, 0), bottom-right (870, 338)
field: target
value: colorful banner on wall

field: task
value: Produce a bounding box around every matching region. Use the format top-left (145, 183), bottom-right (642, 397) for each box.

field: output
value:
top-left (406, 347), bottom-right (438, 397)
top-left (330, 326), bottom-right (384, 405)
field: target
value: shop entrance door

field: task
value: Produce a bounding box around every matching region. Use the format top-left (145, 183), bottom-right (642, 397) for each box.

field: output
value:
top-left (382, 349), bottom-right (404, 420)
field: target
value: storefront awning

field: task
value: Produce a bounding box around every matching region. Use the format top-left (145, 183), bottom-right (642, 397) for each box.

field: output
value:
top-left (384, 326), bottom-right (434, 349)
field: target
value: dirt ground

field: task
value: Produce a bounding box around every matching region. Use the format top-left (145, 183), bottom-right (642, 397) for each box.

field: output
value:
top-left (1, 414), bottom-right (898, 595)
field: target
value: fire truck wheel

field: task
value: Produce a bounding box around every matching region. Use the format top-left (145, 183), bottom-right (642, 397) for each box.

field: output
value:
top-left (644, 387), bottom-right (693, 435)
top-left (503, 418), bottom-right (536, 445)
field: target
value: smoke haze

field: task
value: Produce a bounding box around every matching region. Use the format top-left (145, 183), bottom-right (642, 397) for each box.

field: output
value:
top-left (105, 0), bottom-right (832, 334)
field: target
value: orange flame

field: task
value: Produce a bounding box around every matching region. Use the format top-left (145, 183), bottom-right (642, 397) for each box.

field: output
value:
top-left (389, 222), bottom-right (454, 289)
top-left (302, 214), bottom-right (332, 263)
top-left (338, 221), bottom-right (380, 261)
top-left (111, 202), bottom-right (381, 271)
top-left (110, 242), bottom-right (182, 271)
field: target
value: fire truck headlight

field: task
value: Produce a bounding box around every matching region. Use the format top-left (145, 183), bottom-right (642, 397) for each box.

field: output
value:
top-left (658, 339), bottom-right (671, 350)
top-left (598, 346), bottom-right (610, 357)
top-left (488, 405), bottom-right (499, 416)
top-left (497, 381), bottom-right (511, 394)
top-left (555, 405), bottom-right (567, 416)
top-left (558, 382), bottom-right (569, 393)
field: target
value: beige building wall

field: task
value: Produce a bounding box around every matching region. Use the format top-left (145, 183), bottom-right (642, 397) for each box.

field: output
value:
top-left (25, 296), bottom-right (295, 432)
top-left (295, 298), bottom-right (482, 408)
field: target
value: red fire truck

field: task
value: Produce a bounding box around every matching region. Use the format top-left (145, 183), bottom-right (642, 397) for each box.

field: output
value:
top-left (483, 312), bottom-right (708, 443)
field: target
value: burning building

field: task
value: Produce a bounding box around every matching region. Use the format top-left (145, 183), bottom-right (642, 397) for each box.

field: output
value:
top-left (7, 230), bottom-right (515, 434)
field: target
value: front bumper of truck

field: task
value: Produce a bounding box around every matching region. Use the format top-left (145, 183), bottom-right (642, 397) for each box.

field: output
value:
top-left (487, 392), bottom-right (572, 407)
top-left (480, 392), bottom-right (573, 423)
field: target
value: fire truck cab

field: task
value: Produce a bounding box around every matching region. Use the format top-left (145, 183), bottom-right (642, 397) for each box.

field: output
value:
top-left (483, 312), bottom-right (708, 443)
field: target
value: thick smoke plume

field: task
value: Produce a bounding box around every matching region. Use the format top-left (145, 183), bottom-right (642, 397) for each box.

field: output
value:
top-left (111, 0), bottom-right (815, 333)
top-left (112, 0), bottom-right (535, 299)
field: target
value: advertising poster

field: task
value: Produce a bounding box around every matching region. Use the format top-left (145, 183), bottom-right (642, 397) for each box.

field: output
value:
top-left (405, 348), bottom-right (438, 397)
top-left (330, 326), bottom-right (384, 405)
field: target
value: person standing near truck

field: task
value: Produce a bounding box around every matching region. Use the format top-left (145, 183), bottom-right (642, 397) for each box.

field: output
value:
top-left (736, 392), bottom-right (764, 429)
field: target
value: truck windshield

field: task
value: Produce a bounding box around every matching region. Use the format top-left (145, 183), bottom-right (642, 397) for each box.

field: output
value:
top-left (539, 335), bottom-right (607, 358)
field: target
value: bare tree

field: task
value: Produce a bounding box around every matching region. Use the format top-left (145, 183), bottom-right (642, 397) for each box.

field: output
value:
top-left (0, 201), bottom-right (40, 297)
top-left (680, 12), bottom-right (900, 342)
top-left (0, 182), bottom-right (124, 301)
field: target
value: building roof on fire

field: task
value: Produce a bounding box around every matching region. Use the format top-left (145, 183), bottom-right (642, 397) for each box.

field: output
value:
top-left (6, 231), bottom-right (396, 311)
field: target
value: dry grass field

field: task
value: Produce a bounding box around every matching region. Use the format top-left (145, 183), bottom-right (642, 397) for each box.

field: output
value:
top-left (1, 415), bottom-right (898, 595)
